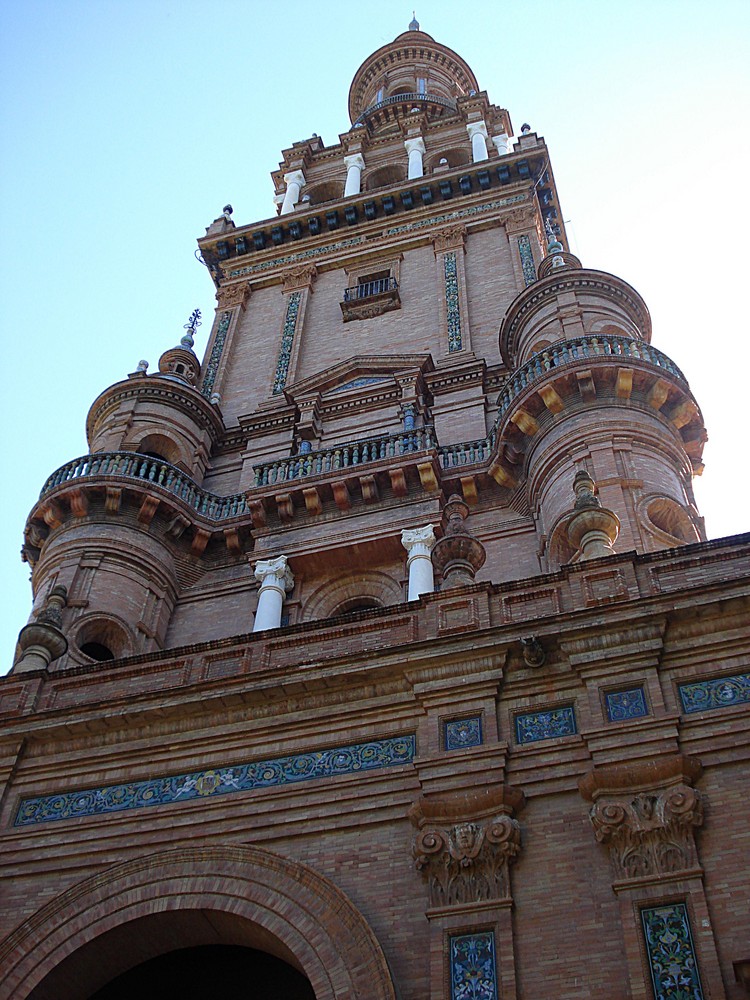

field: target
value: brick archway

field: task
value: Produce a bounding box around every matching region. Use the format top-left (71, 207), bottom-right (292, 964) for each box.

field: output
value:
top-left (0, 845), bottom-right (397, 1000)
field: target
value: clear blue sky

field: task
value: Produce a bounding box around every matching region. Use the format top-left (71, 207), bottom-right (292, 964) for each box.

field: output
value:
top-left (2, 0), bottom-right (749, 670)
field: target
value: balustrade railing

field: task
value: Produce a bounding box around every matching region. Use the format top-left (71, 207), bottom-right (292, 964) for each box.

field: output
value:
top-left (497, 335), bottom-right (688, 422)
top-left (39, 452), bottom-right (247, 521)
top-left (354, 92), bottom-right (457, 126)
top-left (343, 277), bottom-right (398, 301)
top-left (253, 427), bottom-right (436, 487)
top-left (437, 430), bottom-right (497, 470)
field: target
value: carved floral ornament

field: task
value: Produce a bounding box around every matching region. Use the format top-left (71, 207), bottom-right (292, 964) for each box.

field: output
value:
top-left (409, 786), bottom-right (524, 908)
top-left (501, 206), bottom-right (538, 234)
top-left (216, 281), bottom-right (252, 310)
top-left (281, 263), bottom-right (318, 293)
top-left (579, 755), bottom-right (704, 883)
top-left (431, 223), bottom-right (467, 254)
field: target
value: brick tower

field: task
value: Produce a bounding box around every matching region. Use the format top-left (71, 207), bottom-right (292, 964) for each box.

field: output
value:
top-left (2, 22), bottom-right (749, 1000)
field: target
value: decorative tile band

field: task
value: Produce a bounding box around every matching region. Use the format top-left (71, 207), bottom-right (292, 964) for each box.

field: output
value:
top-left (229, 237), bottom-right (365, 277)
top-left (641, 903), bottom-right (704, 1000)
top-left (517, 234), bottom-right (537, 286)
top-left (443, 251), bottom-right (462, 352)
top-left (272, 291), bottom-right (301, 395)
top-left (200, 310), bottom-right (231, 398)
top-left (605, 686), bottom-right (648, 722)
top-left (14, 735), bottom-right (416, 828)
top-left (383, 195), bottom-right (527, 238)
top-left (450, 932), bottom-right (498, 1000)
top-left (445, 716), bottom-right (482, 751)
top-left (227, 196), bottom-right (528, 278)
top-left (679, 672), bottom-right (750, 714)
top-left (333, 376), bottom-right (391, 393)
top-left (515, 705), bottom-right (576, 744)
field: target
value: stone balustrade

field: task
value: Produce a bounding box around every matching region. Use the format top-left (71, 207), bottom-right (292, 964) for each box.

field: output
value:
top-left (253, 427), bottom-right (437, 487)
top-left (40, 452), bottom-right (247, 521)
top-left (497, 334), bottom-right (688, 424)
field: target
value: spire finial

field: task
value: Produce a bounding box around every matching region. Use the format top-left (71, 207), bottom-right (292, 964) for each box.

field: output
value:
top-left (180, 308), bottom-right (202, 350)
top-left (409, 11), bottom-right (420, 30)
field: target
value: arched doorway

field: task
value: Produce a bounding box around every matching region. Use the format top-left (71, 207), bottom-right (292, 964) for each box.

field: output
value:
top-left (90, 944), bottom-right (314, 999)
top-left (0, 846), bottom-right (396, 1000)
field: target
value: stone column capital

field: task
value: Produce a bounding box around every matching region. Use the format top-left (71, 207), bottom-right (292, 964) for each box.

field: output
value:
top-left (401, 525), bottom-right (436, 559)
top-left (283, 169), bottom-right (306, 188)
top-left (344, 152), bottom-right (366, 171)
top-left (253, 555), bottom-right (294, 593)
top-left (404, 136), bottom-right (426, 156)
top-left (492, 133), bottom-right (511, 155)
top-left (466, 120), bottom-right (488, 140)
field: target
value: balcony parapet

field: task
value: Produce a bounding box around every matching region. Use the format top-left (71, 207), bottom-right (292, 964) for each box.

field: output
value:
top-left (39, 452), bottom-right (247, 521)
top-left (253, 427), bottom-right (437, 487)
top-left (352, 92), bottom-right (458, 128)
top-left (497, 335), bottom-right (688, 425)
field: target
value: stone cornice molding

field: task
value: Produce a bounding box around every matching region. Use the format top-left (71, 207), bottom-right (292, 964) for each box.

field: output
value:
top-left (499, 268), bottom-right (653, 365)
top-left (86, 379), bottom-right (225, 448)
top-left (580, 755), bottom-right (704, 884)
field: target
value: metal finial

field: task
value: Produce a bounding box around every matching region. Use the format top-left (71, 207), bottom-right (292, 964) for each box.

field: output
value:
top-left (409, 11), bottom-right (420, 30)
top-left (181, 308), bottom-right (202, 349)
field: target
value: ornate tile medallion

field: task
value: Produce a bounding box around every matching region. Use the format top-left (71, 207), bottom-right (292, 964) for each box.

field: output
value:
top-left (515, 705), bottom-right (576, 744)
top-left (445, 716), bottom-right (483, 751)
top-left (450, 932), bottom-right (498, 1000)
top-left (641, 903), bottom-right (704, 999)
top-left (605, 686), bottom-right (648, 722)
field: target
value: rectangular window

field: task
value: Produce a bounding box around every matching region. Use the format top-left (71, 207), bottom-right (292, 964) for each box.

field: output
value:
top-left (417, 77), bottom-right (427, 94)
top-left (450, 932), bottom-right (498, 1000)
top-left (641, 903), bottom-right (704, 1000)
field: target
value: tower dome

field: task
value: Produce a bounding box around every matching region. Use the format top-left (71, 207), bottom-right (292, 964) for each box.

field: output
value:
top-left (348, 27), bottom-right (480, 132)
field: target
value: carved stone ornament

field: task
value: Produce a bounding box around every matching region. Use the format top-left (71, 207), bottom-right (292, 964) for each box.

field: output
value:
top-left (580, 755), bottom-right (704, 883)
top-left (501, 206), bottom-right (537, 234)
top-left (281, 264), bottom-right (318, 293)
top-left (216, 281), bottom-right (252, 310)
top-left (409, 786), bottom-right (523, 908)
top-left (431, 224), bottom-right (467, 254)
top-left (431, 494), bottom-right (486, 590)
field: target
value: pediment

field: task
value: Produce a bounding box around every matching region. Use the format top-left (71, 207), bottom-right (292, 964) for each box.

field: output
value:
top-left (284, 354), bottom-right (435, 403)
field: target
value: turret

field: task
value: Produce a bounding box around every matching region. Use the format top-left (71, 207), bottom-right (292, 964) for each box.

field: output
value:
top-left (493, 242), bottom-right (706, 567)
top-left (16, 312), bottom-right (239, 670)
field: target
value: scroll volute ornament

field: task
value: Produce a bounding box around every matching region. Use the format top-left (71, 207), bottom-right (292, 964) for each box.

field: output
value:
top-left (410, 785), bottom-right (524, 908)
top-left (580, 755), bottom-right (704, 882)
top-left (216, 281), bottom-right (252, 310)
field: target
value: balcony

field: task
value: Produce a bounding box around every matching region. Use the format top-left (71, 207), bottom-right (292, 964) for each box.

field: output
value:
top-left (340, 277), bottom-right (400, 322)
top-left (352, 92), bottom-right (458, 129)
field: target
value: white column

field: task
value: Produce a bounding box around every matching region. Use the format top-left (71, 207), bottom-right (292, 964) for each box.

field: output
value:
top-left (401, 526), bottom-right (436, 601)
top-left (253, 555), bottom-right (294, 631)
top-left (280, 170), bottom-right (306, 216)
top-left (466, 121), bottom-right (489, 163)
top-left (343, 153), bottom-right (365, 197)
top-left (491, 132), bottom-right (511, 156)
top-left (404, 137), bottom-right (426, 179)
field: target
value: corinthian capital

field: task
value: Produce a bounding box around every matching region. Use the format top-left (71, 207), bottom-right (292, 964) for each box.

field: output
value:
top-left (466, 120), bottom-right (489, 140)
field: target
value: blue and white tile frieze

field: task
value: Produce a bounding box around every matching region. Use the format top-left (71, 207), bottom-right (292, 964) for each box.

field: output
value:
top-left (679, 672), bottom-right (750, 714)
top-left (15, 735), bottom-right (416, 827)
top-left (605, 686), bottom-right (648, 722)
top-left (515, 705), bottom-right (576, 744)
